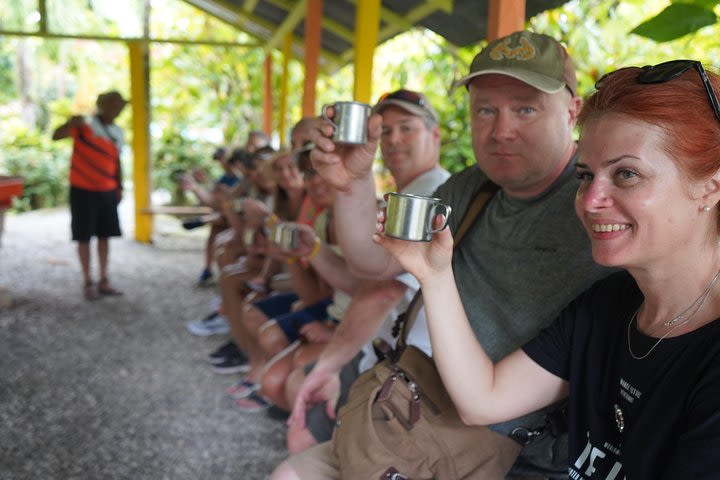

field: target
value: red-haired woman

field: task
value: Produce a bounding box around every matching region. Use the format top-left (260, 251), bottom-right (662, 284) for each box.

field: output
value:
top-left (378, 61), bottom-right (720, 478)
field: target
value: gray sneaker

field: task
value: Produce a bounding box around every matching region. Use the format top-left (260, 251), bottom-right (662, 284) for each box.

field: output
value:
top-left (186, 312), bottom-right (229, 336)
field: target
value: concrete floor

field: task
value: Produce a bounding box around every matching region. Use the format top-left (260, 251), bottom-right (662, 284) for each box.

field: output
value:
top-left (0, 203), bottom-right (287, 479)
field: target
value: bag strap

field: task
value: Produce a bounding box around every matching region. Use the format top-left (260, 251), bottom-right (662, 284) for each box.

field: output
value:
top-left (393, 181), bottom-right (499, 352)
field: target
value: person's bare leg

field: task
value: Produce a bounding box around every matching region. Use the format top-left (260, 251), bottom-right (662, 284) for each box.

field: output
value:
top-left (258, 321), bottom-right (292, 360)
top-left (78, 240), bottom-right (92, 286)
top-left (97, 237), bottom-right (122, 294)
top-left (97, 237), bottom-right (109, 281)
top-left (260, 342), bottom-right (300, 409)
top-left (221, 273), bottom-right (263, 381)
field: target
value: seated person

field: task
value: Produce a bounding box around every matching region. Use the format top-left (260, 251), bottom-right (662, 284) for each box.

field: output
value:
top-left (376, 61), bottom-right (720, 478)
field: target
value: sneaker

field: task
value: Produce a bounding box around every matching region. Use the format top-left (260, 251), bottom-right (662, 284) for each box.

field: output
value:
top-left (212, 353), bottom-right (250, 374)
top-left (208, 340), bottom-right (243, 364)
top-left (186, 312), bottom-right (229, 336)
top-left (196, 269), bottom-right (215, 288)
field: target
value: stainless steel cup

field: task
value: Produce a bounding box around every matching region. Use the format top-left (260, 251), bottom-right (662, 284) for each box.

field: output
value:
top-left (384, 192), bottom-right (452, 242)
top-left (272, 223), bottom-right (302, 251)
top-left (321, 101), bottom-right (371, 144)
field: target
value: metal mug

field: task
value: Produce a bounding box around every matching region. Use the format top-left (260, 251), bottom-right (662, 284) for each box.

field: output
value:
top-left (321, 101), bottom-right (371, 144)
top-left (272, 223), bottom-right (302, 251)
top-left (384, 192), bottom-right (452, 242)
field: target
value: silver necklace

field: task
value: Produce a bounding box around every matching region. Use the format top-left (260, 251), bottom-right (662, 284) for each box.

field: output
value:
top-left (627, 267), bottom-right (720, 360)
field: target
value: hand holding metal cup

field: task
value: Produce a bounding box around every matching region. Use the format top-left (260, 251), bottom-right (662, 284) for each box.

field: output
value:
top-left (374, 192), bottom-right (454, 283)
top-left (383, 192), bottom-right (452, 242)
top-left (269, 221), bottom-right (320, 263)
top-left (320, 101), bottom-right (371, 145)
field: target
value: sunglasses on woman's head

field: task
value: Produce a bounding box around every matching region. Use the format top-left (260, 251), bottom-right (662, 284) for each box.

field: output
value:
top-left (377, 89), bottom-right (425, 107)
top-left (596, 60), bottom-right (720, 122)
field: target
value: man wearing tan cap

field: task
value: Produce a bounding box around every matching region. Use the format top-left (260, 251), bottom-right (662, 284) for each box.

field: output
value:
top-left (273, 31), bottom-right (613, 479)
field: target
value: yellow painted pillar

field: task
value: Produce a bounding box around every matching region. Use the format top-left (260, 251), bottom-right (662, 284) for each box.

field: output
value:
top-left (487, 0), bottom-right (526, 41)
top-left (263, 54), bottom-right (273, 137)
top-left (279, 34), bottom-right (292, 147)
top-left (353, 0), bottom-right (380, 103)
top-left (128, 41), bottom-right (152, 243)
top-left (303, 0), bottom-right (322, 116)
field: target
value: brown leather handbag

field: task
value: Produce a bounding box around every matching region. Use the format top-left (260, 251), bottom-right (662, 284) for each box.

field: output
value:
top-left (331, 182), bottom-right (521, 479)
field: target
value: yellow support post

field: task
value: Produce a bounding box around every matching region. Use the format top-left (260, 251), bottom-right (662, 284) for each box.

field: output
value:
top-left (263, 54), bottom-right (273, 137)
top-left (128, 41), bottom-right (153, 243)
top-left (353, 0), bottom-right (380, 103)
top-left (279, 33), bottom-right (292, 147)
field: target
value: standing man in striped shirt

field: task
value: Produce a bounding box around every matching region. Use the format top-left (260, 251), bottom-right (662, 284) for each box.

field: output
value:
top-left (52, 90), bottom-right (127, 301)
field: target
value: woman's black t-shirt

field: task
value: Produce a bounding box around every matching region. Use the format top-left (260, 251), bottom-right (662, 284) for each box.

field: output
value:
top-left (523, 270), bottom-right (720, 479)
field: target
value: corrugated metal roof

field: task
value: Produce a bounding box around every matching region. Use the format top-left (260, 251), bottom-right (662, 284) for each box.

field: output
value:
top-left (182, 0), bottom-right (568, 68)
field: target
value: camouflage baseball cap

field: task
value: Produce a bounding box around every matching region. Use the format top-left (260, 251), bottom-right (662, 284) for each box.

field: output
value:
top-left (453, 31), bottom-right (577, 96)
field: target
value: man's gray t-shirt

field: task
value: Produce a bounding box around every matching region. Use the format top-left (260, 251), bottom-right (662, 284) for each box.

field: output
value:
top-left (431, 160), bottom-right (614, 474)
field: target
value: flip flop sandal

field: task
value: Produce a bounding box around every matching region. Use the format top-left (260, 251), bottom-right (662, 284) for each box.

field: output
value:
top-left (98, 281), bottom-right (123, 296)
top-left (84, 283), bottom-right (100, 301)
top-left (227, 380), bottom-right (260, 399)
top-left (235, 391), bottom-right (272, 412)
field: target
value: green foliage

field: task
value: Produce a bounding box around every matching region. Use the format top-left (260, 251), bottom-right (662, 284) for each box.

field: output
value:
top-left (0, 121), bottom-right (69, 211)
top-left (153, 132), bottom-right (219, 204)
top-left (631, 3), bottom-right (717, 41)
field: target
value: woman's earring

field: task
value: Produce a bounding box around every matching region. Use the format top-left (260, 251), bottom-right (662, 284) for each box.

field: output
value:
top-left (704, 205), bottom-right (712, 212)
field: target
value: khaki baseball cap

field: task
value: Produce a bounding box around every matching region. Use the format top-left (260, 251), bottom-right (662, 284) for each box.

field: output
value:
top-left (453, 31), bottom-right (577, 96)
top-left (371, 89), bottom-right (439, 123)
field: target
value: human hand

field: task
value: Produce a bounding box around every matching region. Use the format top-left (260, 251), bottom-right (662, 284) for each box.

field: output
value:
top-left (373, 205), bottom-right (454, 283)
top-left (299, 321), bottom-right (335, 343)
top-left (310, 108), bottom-right (382, 191)
top-left (288, 367), bottom-right (342, 428)
top-left (192, 168), bottom-right (208, 184)
top-left (269, 222), bottom-right (318, 259)
top-left (67, 115), bottom-right (85, 128)
top-left (179, 173), bottom-right (195, 191)
top-left (242, 198), bottom-right (271, 229)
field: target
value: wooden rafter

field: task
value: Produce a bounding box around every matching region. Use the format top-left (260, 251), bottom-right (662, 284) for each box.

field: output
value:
top-left (341, 0), bottom-right (454, 63)
top-left (264, 0), bottom-right (308, 51)
top-left (243, 0), bottom-right (260, 13)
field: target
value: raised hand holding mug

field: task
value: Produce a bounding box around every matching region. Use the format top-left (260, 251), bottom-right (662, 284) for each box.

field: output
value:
top-left (384, 192), bottom-right (452, 242)
top-left (321, 101), bottom-right (371, 145)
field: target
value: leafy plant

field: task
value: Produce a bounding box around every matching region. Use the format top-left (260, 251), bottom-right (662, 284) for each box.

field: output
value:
top-left (0, 121), bottom-right (70, 211)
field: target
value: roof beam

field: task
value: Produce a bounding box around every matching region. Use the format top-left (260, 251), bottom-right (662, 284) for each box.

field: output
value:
top-left (268, 0), bottom-right (354, 43)
top-left (0, 29), bottom-right (260, 47)
top-left (341, 0), bottom-right (454, 63)
top-left (264, 0), bottom-right (307, 51)
top-left (243, 0), bottom-right (260, 13)
top-left (182, 0), bottom-right (288, 43)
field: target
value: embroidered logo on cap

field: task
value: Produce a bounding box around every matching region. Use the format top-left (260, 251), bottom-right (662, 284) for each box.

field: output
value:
top-left (489, 37), bottom-right (536, 62)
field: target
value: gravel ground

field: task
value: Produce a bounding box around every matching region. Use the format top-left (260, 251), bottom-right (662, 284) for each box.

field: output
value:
top-left (0, 200), bottom-right (287, 480)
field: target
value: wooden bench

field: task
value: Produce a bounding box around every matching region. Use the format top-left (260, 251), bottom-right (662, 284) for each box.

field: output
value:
top-left (139, 206), bottom-right (213, 216)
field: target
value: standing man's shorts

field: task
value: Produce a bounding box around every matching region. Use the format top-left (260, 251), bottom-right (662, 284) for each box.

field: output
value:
top-left (70, 187), bottom-right (121, 241)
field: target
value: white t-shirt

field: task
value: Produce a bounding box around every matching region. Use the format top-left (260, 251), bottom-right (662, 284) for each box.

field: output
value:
top-left (87, 115), bottom-right (124, 150)
top-left (358, 165), bottom-right (451, 372)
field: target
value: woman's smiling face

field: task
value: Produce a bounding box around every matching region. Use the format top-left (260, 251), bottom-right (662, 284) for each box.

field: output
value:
top-left (575, 113), bottom-right (706, 269)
